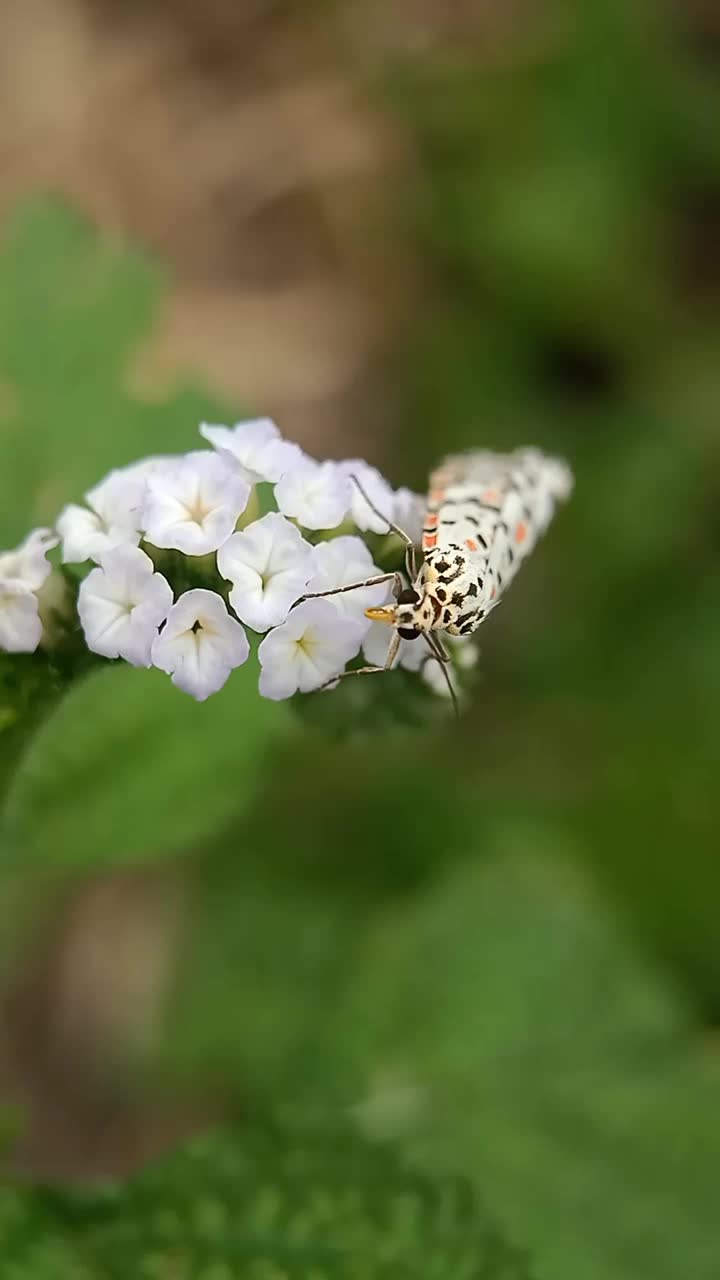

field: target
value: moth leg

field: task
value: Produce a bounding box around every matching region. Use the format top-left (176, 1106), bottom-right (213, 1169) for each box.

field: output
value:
top-left (421, 633), bottom-right (459, 717)
top-left (320, 630), bottom-right (401, 690)
top-left (296, 571), bottom-right (402, 605)
top-left (349, 474), bottom-right (418, 581)
top-left (427, 634), bottom-right (451, 664)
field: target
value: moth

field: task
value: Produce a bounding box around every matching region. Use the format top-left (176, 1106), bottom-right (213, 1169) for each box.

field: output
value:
top-left (303, 448), bottom-right (573, 700)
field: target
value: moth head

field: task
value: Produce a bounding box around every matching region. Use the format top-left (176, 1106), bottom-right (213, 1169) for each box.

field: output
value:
top-left (365, 586), bottom-right (424, 640)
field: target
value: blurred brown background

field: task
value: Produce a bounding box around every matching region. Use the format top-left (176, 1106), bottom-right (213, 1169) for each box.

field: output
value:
top-left (0, 0), bottom-right (417, 454)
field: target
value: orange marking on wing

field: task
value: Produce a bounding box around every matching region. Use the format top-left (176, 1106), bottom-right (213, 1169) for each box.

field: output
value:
top-left (429, 489), bottom-right (446, 506)
top-left (483, 489), bottom-right (499, 504)
top-left (465, 538), bottom-right (479, 552)
top-left (423, 533), bottom-right (438, 549)
top-left (515, 521), bottom-right (528, 545)
top-left (490, 585), bottom-right (497, 600)
top-left (425, 512), bottom-right (439, 528)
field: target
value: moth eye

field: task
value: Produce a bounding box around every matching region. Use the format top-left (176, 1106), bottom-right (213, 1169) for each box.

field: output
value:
top-left (397, 586), bottom-right (420, 605)
top-left (398, 626), bottom-right (420, 641)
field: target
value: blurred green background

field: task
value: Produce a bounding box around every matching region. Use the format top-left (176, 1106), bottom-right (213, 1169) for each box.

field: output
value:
top-left (0, 2), bottom-right (719, 1278)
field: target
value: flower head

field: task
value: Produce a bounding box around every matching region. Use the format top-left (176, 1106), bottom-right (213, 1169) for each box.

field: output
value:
top-left (77, 545), bottom-right (173, 666)
top-left (274, 457), bottom-right (350, 531)
top-left (57, 464), bottom-right (150, 564)
top-left (258, 598), bottom-right (364, 700)
top-left (0, 528), bottom-right (58, 653)
top-left (200, 418), bottom-right (302, 484)
top-left (143, 451), bottom-right (250, 555)
top-left (339, 459), bottom-right (396, 535)
top-left (217, 512), bottom-right (314, 633)
top-left (151, 588), bottom-right (249, 700)
top-left (307, 536), bottom-right (388, 625)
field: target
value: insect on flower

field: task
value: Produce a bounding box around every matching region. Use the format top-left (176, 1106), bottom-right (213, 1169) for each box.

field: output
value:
top-left (299, 448), bottom-right (573, 710)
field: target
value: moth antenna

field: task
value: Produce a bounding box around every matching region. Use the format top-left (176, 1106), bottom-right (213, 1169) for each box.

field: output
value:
top-left (349, 473), bottom-right (417, 581)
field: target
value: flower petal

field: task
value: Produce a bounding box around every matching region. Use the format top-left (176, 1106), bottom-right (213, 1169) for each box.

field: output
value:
top-left (217, 513), bottom-right (314, 632)
top-left (257, 598), bottom-right (364, 700)
top-left (393, 487), bottom-right (425, 547)
top-left (340, 459), bottom-right (396, 534)
top-left (143, 453), bottom-right (250, 555)
top-left (0, 528), bottom-right (58, 591)
top-left (362, 622), bottom-right (425, 672)
top-left (201, 418), bottom-right (302, 484)
top-left (274, 458), bottom-right (351, 531)
top-left (77, 545), bottom-right (173, 666)
top-left (0, 585), bottom-right (42, 653)
top-left (151, 588), bottom-right (249, 700)
top-left (308, 535), bottom-right (388, 624)
top-left (57, 502), bottom-right (141, 564)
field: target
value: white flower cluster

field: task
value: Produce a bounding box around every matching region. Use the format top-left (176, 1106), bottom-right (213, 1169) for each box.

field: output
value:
top-left (0, 417), bottom-right (471, 703)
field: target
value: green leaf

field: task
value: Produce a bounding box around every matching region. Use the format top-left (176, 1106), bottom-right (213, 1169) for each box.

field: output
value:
top-left (4, 1120), bottom-right (531, 1280)
top-left (338, 846), bottom-right (720, 1280)
top-left (0, 1185), bottom-right (93, 1280)
top-left (0, 199), bottom-right (235, 546)
top-left (0, 659), bottom-right (291, 873)
top-left (157, 738), bottom-right (475, 1094)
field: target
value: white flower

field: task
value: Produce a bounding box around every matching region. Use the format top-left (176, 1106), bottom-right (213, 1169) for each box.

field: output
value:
top-left (0, 528), bottom-right (57, 591)
top-left (200, 418), bottom-right (302, 484)
top-left (307, 536), bottom-right (388, 625)
top-left (362, 621), bottom-right (426, 673)
top-left (258, 599), bottom-right (364, 700)
top-left (143, 451), bottom-right (250, 555)
top-left (217, 512), bottom-right (314, 632)
top-left (56, 465), bottom-right (150, 563)
top-left (274, 457), bottom-right (350, 531)
top-left (77, 545), bottom-right (173, 666)
top-left (151, 588), bottom-right (249, 700)
top-left (339, 459), bottom-right (396, 535)
top-left (114, 455), bottom-right (179, 488)
top-left (393, 487), bottom-right (425, 546)
top-left (0, 583), bottom-right (43, 653)
top-left (0, 528), bottom-right (58, 654)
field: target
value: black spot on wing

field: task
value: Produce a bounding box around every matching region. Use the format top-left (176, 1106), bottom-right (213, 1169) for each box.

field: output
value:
top-left (465, 496), bottom-right (502, 512)
top-left (456, 610), bottom-right (480, 630)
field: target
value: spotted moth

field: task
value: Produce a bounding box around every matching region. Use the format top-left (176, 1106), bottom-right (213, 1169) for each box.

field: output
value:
top-left (304, 447), bottom-right (573, 694)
